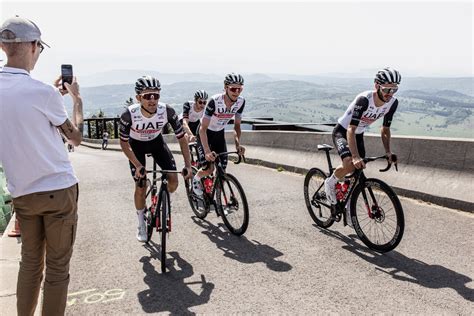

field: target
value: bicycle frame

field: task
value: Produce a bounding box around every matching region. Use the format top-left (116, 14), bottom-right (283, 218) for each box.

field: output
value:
top-left (194, 151), bottom-right (244, 211)
top-left (317, 147), bottom-right (397, 225)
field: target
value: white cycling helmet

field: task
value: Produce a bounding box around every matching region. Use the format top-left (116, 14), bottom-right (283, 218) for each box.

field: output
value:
top-left (135, 75), bottom-right (161, 94)
top-left (374, 67), bottom-right (401, 85)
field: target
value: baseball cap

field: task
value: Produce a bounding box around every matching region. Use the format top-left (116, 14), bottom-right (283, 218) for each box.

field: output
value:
top-left (0, 16), bottom-right (50, 48)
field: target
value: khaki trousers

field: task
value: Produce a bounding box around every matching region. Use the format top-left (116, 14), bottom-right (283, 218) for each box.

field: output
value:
top-left (13, 184), bottom-right (78, 316)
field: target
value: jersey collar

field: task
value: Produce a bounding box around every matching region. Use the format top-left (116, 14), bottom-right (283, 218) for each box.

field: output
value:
top-left (0, 66), bottom-right (30, 76)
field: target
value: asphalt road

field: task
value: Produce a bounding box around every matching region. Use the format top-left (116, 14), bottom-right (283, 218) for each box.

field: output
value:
top-left (66, 146), bottom-right (473, 315)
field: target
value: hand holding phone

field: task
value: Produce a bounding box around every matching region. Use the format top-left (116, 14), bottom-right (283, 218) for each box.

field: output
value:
top-left (61, 64), bottom-right (73, 90)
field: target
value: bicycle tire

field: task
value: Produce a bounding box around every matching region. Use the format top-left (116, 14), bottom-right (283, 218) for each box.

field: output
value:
top-left (216, 173), bottom-right (249, 236)
top-left (159, 189), bottom-right (170, 273)
top-left (303, 168), bottom-right (334, 228)
top-left (350, 178), bottom-right (405, 252)
top-left (185, 167), bottom-right (208, 219)
top-left (144, 207), bottom-right (153, 243)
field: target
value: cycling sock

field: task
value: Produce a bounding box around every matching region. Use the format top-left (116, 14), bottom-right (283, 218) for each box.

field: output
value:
top-left (137, 208), bottom-right (145, 226)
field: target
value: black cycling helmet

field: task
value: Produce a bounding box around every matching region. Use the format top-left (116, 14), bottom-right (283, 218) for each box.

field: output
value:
top-left (194, 90), bottom-right (208, 100)
top-left (135, 75), bottom-right (161, 94)
top-left (374, 67), bottom-right (401, 85)
top-left (224, 73), bottom-right (244, 85)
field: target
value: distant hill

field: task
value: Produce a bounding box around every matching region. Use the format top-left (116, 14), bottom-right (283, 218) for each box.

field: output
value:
top-left (69, 72), bottom-right (474, 138)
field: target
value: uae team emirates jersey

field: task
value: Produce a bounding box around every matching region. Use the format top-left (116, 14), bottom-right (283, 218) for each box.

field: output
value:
top-left (337, 90), bottom-right (398, 134)
top-left (203, 93), bottom-right (245, 132)
top-left (119, 103), bottom-right (184, 142)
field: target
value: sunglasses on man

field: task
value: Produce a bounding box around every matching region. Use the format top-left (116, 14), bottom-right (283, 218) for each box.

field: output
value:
top-left (35, 41), bottom-right (44, 54)
top-left (379, 86), bottom-right (398, 94)
top-left (197, 100), bottom-right (207, 105)
top-left (228, 87), bottom-right (243, 93)
top-left (141, 93), bottom-right (160, 100)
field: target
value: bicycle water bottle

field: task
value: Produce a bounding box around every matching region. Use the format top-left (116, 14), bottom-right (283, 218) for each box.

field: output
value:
top-left (341, 180), bottom-right (349, 196)
top-left (336, 183), bottom-right (343, 201)
top-left (203, 177), bottom-right (214, 194)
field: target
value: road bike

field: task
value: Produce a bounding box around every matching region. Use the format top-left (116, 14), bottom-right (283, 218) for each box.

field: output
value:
top-left (304, 144), bottom-right (405, 252)
top-left (139, 155), bottom-right (187, 273)
top-left (186, 151), bottom-right (249, 236)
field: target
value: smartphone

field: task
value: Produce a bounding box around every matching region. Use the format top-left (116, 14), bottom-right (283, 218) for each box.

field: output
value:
top-left (61, 64), bottom-right (73, 89)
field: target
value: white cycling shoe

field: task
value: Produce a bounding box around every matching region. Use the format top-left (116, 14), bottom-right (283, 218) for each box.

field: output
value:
top-left (192, 177), bottom-right (204, 196)
top-left (136, 222), bottom-right (147, 242)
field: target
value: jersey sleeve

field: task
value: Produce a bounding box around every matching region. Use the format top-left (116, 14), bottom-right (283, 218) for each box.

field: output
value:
top-left (349, 96), bottom-right (369, 127)
top-left (235, 99), bottom-right (245, 120)
top-left (204, 99), bottom-right (216, 119)
top-left (182, 102), bottom-right (191, 119)
top-left (166, 105), bottom-right (185, 139)
top-left (383, 99), bottom-right (398, 127)
top-left (119, 109), bottom-right (132, 142)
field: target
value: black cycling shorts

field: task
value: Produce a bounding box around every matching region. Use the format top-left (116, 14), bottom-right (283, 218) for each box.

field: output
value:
top-left (128, 135), bottom-right (176, 180)
top-left (196, 126), bottom-right (228, 170)
top-left (332, 124), bottom-right (366, 159)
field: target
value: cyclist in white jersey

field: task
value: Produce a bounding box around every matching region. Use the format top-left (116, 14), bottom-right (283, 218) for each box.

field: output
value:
top-left (192, 73), bottom-right (246, 196)
top-left (324, 67), bottom-right (401, 205)
top-left (119, 76), bottom-right (192, 242)
top-left (179, 89), bottom-right (208, 141)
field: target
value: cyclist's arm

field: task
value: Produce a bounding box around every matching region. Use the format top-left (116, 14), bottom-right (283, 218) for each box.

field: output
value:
top-left (381, 99), bottom-right (398, 155)
top-left (199, 117), bottom-right (212, 154)
top-left (200, 99), bottom-right (216, 155)
top-left (234, 100), bottom-right (245, 149)
top-left (119, 140), bottom-right (142, 170)
top-left (118, 110), bottom-right (143, 169)
top-left (181, 102), bottom-right (194, 137)
top-left (166, 105), bottom-right (192, 168)
top-left (347, 96), bottom-right (368, 159)
top-left (182, 118), bottom-right (194, 137)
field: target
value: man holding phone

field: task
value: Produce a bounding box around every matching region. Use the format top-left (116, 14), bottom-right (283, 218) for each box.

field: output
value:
top-left (0, 16), bottom-right (83, 316)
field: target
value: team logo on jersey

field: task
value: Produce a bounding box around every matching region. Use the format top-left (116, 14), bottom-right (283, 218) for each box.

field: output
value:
top-left (131, 107), bottom-right (138, 113)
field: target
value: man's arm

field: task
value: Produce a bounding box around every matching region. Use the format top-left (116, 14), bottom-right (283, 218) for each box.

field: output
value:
top-left (55, 77), bottom-right (83, 146)
top-left (199, 118), bottom-right (212, 156)
top-left (381, 100), bottom-right (398, 162)
top-left (119, 140), bottom-right (142, 170)
top-left (233, 118), bottom-right (245, 155)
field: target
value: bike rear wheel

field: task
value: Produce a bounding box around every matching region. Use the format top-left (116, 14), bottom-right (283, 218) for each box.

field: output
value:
top-left (303, 168), bottom-right (334, 228)
top-left (350, 178), bottom-right (405, 252)
top-left (216, 173), bottom-right (249, 236)
top-left (185, 167), bottom-right (209, 219)
top-left (159, 190), bottom-right (170, 273)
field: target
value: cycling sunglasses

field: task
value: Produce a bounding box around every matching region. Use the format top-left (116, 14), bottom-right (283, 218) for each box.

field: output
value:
top-left (228, 87), bottom-right (243, 93)
top-left (197, 100), bottom-right (207, 105)
top-left (379, 86), bottom-right (398, 94)
top-left (141, 93), bottom-right (160, 100)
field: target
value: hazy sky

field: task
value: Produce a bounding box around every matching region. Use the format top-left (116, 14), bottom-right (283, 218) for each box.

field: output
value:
top-left (1, 0), bottom-right (473, 82)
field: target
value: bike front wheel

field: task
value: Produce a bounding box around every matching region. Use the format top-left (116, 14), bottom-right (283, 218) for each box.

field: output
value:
top-left (185, 167), bottom-right (209, 219)
top-left (350, 178), bottom-right (405, 252)
top-left (216, 173), bottom-right (249, 236)
top-left (159, 189), bottom-right (170, 273)
top-left (303, 168), bottom-right (334, 228)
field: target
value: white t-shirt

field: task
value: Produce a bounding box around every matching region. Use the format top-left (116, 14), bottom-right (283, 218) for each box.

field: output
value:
top-left (0, 66), bottom-right (78, 198)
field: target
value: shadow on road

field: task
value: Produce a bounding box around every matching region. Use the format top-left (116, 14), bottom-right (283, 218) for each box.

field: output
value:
top-left (315, 226), bottom-right (474, 302)
top-left (137, 240), bottom-right (214, 315)
top-left (192, 216), bottom-right (292, 272)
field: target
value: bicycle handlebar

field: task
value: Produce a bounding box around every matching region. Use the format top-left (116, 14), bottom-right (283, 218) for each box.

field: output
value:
top-left (136, 167), bottom-right (189, 188)
top-left (215, 151), bottom-right (246, 164)
top-left (363, 154), bottom-right (398, 172)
